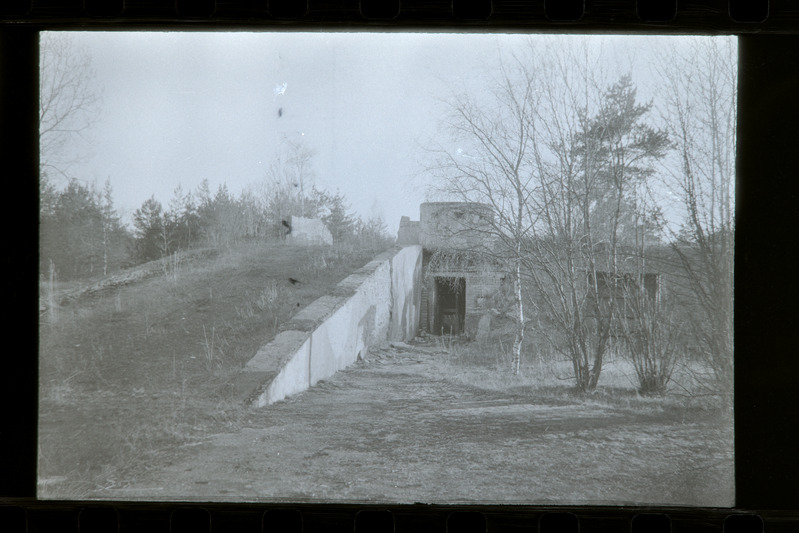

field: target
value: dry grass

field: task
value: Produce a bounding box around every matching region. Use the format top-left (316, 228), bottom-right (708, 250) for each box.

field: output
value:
top-left (431, 332), bottom-right (731, 414)
top-left (37, 240), bottom-right (388, 499)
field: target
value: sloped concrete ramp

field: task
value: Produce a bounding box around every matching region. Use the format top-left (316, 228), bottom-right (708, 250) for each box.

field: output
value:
top-left (236, 245), bottom-right (422, 406)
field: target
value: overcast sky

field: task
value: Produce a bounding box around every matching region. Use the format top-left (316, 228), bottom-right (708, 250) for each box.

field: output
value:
top-left (44, 32), bottom-right (734, 234)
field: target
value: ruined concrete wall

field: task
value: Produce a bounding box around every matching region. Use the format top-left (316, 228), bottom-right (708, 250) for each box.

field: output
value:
top-left (243, 245), bottom-right (423, 406)
top-left (463, 273), bottom-right (505, 336)
top-left (287, 216), bottom-right (333, 246)
top-left (466, 272), bottom-right (505, 314)
top-left (419, 202), bottom-right (495, 251)
top-left (397, 216), bottom-right (421, 246)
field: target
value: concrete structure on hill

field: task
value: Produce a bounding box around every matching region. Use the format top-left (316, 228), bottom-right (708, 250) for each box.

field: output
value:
top-left (238, 202), bottom-right (670, 407)
top-left (397, 216), bottom-right (420, 246)
top-left (287, 216), bottom-right (333, 246)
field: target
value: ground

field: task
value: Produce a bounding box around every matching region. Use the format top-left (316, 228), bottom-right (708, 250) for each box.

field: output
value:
top-left (37, 243), bottom-right (734, 506)
top-left (89, 342), bottom-right (733, 506)
top-left (37, 242), bottom-right (389, 497)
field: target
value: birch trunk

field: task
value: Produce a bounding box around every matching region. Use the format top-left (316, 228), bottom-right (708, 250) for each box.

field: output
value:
top-left (511, 252), bottom-right (525, 375)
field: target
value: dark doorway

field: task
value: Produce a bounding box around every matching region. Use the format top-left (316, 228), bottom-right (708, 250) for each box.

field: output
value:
top-left (434, 277), bottom-right (466, 335)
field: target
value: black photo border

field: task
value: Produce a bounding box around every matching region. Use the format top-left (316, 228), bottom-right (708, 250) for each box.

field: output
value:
top-left (2, 1), bottom-right (798, 531)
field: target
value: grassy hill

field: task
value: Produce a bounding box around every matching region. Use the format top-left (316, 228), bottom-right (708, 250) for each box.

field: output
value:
top-left (38, 241), bottom-right (391, 498)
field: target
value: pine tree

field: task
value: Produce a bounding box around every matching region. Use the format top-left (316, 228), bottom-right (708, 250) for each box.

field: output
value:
top-left (321, 190), bottom-right (358, 243)
top-left (132, 196), bottom-right (166, 262)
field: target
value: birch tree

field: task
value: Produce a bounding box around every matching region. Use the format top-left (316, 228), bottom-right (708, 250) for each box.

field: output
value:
top-left (429, 52), bottom-right (543, 375)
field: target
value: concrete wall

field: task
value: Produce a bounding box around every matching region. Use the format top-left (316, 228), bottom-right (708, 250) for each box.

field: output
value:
top-left (287, 216), bottom-right (333, 246)
top-left (388, 245), bottom-right (423, 341)
top-left (397, 216), bottom-right (421, 246)
top-left (242, 245), bottom-right (422, 407)
top-left (419, 202), bottom-right (495, 251)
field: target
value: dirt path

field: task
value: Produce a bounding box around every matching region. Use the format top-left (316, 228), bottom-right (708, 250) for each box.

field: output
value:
top-left (93, 343), bottom-right (733, 506)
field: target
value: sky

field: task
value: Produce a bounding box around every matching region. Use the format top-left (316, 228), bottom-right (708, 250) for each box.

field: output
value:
top-left (43, 32), bottom-right (734, 235)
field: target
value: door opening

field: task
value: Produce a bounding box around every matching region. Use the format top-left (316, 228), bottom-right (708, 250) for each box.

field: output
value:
top-left (434, 277), bottom-right (466, 335)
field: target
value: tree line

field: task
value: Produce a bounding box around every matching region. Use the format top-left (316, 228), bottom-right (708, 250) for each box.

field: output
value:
top-left (39, 171), bottom-right (392, 281)
top-left (38, 34), bottom-right (392, 282)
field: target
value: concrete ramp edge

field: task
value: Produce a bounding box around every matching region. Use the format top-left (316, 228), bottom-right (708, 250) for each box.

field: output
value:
top-left (243, 245), bottom-right (422, 407)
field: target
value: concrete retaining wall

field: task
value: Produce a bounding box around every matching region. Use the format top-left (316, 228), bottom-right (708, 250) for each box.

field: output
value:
top-left (243, 245), bottom-right (422, 407)
top-left (388, 244), bottom-right (423, 341)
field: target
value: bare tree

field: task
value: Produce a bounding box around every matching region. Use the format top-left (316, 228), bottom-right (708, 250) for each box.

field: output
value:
top-left (39, 33), bottom-right (101, 184)
top-left (524, 66), bottom-right (668, 392)
top-left (614, 248), bottom-right (684, 396)
top-left (428, 53), bottom-right (543, 375)
top-left (261, 140), bottom-right (320, 238)
top-left (430, 39), bottom-right (668, 389)
top-left (654, 38), bottom-right (736, 392)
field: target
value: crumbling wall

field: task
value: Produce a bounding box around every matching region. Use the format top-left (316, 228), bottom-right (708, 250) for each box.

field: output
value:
top-left (419, 202), bottom-right (495, 251)
top-left (287, 216), bottom-right (333, 246)
top-left (397, 216), bottom-right (421, 245)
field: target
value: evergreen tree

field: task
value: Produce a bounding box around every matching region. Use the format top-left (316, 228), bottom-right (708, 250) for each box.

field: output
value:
top-left (132, 196), bottom-right (166, 262)
top-left (195, 178), bottom-right (214, 243)
top-left (319, 189), bottom-right (358, 243)
top-left (99, 178), bottom-right (129, 276)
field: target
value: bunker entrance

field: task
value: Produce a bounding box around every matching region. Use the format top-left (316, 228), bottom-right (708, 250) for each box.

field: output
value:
top-left (434, 277), bottom-right (466, 336)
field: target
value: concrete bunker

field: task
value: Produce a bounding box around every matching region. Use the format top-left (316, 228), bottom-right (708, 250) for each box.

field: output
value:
top-left (400, 202), bottom-right (507, 338)
top-left (286, 215), bottom-right (333, 246)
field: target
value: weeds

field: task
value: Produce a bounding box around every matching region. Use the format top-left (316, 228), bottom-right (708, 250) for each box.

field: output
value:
top-left (38, 395), bottom-right (196, 498)
top-left (235, 281), bottom-right (288, 332)
top-left (202, 325), bottom-right (218, 369)
top-left (163, 250), bottom-right (183, 284)
top-left (428, 332), bottom-right (726, 415)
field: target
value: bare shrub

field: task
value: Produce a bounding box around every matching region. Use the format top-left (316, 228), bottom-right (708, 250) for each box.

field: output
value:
top-left (163, 250), bottom-right (183, 284)
top-left (618, 287), bottom-right (683, 396)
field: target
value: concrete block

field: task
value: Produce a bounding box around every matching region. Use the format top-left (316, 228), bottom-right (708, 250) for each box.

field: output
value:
top-left (262, 339), bottom-right (311, 405)
top-left (287, 216), bottom-right (333, 246)
top-left (419, 202), bottom-right (495, 251)
top-left (397, 216), bottom-right (421, 245)
top-left (283, 295), bottom-right (348, 332)
top-left (244, 330), bottom-right (310, 373)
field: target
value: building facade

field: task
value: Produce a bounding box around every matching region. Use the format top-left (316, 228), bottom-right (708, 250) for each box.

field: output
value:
top-left (399, 202), bottom-right (507, 337)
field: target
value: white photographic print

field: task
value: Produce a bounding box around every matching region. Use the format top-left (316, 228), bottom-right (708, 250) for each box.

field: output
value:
top-left (38, 32), bottom-right (735, 506)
